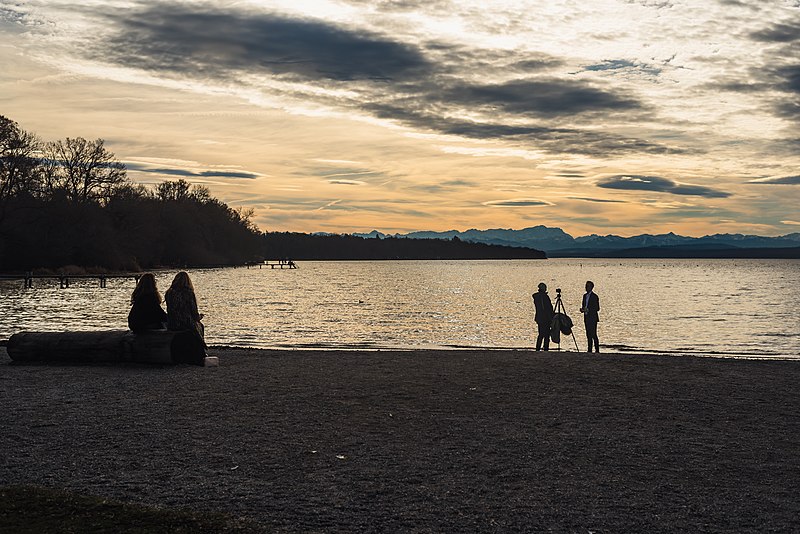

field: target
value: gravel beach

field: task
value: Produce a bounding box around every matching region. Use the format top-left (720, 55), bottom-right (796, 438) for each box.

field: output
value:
top-left (1, 346), bottom-right (799, 532)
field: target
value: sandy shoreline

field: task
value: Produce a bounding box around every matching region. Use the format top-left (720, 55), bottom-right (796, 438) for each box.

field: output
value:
top-left (2, 346), bottom-right (799, 532)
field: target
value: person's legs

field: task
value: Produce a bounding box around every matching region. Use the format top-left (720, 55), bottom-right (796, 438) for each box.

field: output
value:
top-left (536, 322), bottom-right (549, 350)
top-left (585, 321), bottom-right (599, 352)
top-left (584, 320), bottom-right (596, 352)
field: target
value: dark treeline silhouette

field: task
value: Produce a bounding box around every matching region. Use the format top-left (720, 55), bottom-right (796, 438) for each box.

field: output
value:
top-left (0, 115), bottom-right (262, 271)
top-left (263, 232), bottom-right (546, 260)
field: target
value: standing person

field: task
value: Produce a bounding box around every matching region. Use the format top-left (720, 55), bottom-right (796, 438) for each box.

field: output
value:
top-left (580, 280), bottom-right (600, 353)
top-left (165, 271), bottom-right (207, 362)
top-left (128, 273), bottom-right (168, 333)
top-left (532, 282), bottom-right (554, 351)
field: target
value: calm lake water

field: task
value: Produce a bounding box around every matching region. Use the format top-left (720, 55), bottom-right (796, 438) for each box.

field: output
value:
top-left (1, 259), bottom-right (798, 358)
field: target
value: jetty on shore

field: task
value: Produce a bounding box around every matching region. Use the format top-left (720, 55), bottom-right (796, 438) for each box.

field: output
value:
top-left (0, 273), bottom-right (141, 289)
top-left (0, 260), bottom-right (298, 289)
top-left (246, 260), bottom-right (298, 269)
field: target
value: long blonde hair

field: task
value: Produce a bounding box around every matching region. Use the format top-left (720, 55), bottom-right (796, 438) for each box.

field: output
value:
top-left (131, 273), bottom-right (162, 304)
top-left (168, 271), bottom-right (195, 293)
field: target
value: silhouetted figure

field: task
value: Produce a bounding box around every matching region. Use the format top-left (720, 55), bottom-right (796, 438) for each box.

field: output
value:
top-left (532, 282), bottom-right (554, 351)
top-left (580, 280), bottom-right (600, 353)
top-left (165, 271), bottom-right (207, 364)
top-left (127, 273), bottom-right (168, 333)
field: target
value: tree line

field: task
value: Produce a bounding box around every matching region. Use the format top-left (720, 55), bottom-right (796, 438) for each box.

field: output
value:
top-left (1, 115), bottom-right (546, 271)
top-left (263, 232), bottom-right (546, 260)
top-left (0, 115), bottom-right (262, 272)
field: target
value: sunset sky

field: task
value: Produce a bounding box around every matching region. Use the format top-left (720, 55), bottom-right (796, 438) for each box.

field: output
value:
top-left (1, 1), bottom-right (798, 236)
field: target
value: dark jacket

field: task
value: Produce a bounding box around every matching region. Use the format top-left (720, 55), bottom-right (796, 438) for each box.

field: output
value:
top-left (533, 290), bottom-right (554, 326)
top-left (581, 292), bottom-right (600, 324)
top-left (128, 294), bottom-right (168, 333)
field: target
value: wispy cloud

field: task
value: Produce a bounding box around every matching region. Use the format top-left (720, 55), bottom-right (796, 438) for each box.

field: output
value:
top-left (748, 175), bottom-right (800, 185)
top-left (126, 162), bottom-right (261, 179)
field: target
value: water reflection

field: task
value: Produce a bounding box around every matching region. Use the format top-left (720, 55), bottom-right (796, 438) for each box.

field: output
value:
top-left (0, 259), bottom-right (798, 357)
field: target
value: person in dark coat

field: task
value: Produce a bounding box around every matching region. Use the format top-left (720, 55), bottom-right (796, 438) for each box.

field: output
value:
top-left (128, 273), bottom-right (168, 333)
top-left (165, 271), bottom-right (207, 361)
top-left (580, 280), bottom-right (600, 353)
top-left (532, 282), bottom-right (554, 351)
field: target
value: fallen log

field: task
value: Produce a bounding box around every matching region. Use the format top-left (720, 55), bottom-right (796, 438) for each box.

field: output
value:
top-left (7, 330), bottom-right (208, 365)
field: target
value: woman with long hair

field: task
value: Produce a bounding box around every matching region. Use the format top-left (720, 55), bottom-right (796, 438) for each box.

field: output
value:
top-left (165, 271), bottom-right (207, 356)
top-left (128, 273), bottom-right (168, 333)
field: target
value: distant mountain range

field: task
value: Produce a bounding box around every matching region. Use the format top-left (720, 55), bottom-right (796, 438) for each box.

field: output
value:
top-left (352, 226), bottom-right (800, 258)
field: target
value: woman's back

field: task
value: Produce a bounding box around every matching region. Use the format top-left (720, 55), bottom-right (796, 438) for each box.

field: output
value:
top-left (128, 273), bottom-right (167, 333)
top-left (165, 287), bottom-right (199, 331)
top-left (128, 293), bottom-right (168, 333)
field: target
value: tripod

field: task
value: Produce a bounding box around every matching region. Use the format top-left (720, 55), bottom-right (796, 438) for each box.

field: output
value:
top-left (553, 290), bottom-right (580, 352)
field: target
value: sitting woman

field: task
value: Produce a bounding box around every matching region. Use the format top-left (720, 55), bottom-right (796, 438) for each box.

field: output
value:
top-left (165, 271), bottom-right (207, 363)
top-left (128, 273), bottom-right (168, 333)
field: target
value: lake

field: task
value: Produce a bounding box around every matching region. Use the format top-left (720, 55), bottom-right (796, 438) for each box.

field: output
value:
top-left (1, 259), bottom-right (798, 358)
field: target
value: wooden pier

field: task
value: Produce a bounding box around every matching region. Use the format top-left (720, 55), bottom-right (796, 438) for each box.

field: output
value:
top-left (0, 273), bottom-right (143, 289)
top-left (246, 260), bottom-right (298, 270)
top-left (0, 261), bottom-right (297, 289)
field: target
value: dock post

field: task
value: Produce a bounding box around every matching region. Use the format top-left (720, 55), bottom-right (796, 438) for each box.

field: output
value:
top-left (59, 277), bottom-right (69, 289)
top-left (99, 276), bottom-right (107, 288)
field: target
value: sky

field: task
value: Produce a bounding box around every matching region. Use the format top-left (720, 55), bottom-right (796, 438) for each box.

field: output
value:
top-left (1, 0), bottom-right (799, 237)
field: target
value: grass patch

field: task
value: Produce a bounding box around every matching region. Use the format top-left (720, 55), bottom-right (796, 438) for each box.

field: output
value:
top-left (0, 486), bottom-right (263, 533)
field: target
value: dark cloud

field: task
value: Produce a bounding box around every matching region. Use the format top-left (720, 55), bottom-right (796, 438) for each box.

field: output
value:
top-left (767, 64), bottom-right (800, 119)
top-left (511, 58), bottom-right (566, 72)
top-left (750, 22), bottom-right (800, 43)
top-left (421, 43), bottom-right (564, 76)
top-left (93, 3), bottom-right (676, 158)
top-left (748, 175), bottom-right (800, 185)
top-left (775, 64), bottom-right (800, 93)
top-left (484, 199), bottom-right (553, 207)
top-left (703, 18), bottom-right (800, 123)
top-left (102, 5), bottom-right (431, 81)
top-left (437, 79), bottom-right (641, 117)
top-left (128, 164), bottom-right (259, 179)
top-left (365, 105), bottom-right (683, 156)
top-left (596, 175), bottom-right (731, 198)
top-left (708, 80), bottom-right (768, 93)
top-left (198, 170), bottom-right (261, 179)
top-left (568, 197), bottom-right (627, 203)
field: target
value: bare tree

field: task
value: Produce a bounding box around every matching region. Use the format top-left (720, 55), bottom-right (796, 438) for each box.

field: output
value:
top-left (156, 178), bottom-right (192, 201)
top-left (0, 115), bottom-right (41, 201)
top-left (156, 179), bottom-right (212, 203)
top-left (43, 137), bottom-right (127, 203)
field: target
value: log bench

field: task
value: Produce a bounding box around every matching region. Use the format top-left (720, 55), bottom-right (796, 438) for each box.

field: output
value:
top-left (7, 330), bottom-right (217, 366)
